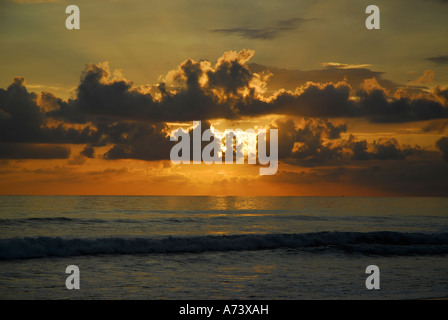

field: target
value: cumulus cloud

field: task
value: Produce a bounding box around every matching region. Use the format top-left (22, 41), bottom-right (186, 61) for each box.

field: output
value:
top-left (355, 88), bottom-right (448, 123)
top-left (51, 62), bottom-right (158, 122)
top-left (51, 55), bottom-right (257, 122)
top-left (0, 77), bottom-right (101, 146)
top-left (2, 49), bottom-right (448, 163)
top-left (272, 118), bottom-right (346, 163)
top-left (253, 81), bottom-right (355, 118)
top-left (43, 50), bottom-right (448, 125)
top-left (270, 118), bottom-right (422, 166)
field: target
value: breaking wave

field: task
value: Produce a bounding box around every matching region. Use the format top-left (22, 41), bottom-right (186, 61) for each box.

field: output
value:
top-left (1, 231), bottom-right (447, 259)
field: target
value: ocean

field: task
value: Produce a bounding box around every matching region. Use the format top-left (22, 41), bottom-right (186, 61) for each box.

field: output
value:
top-left (0, 196), bottom-right (447, 300)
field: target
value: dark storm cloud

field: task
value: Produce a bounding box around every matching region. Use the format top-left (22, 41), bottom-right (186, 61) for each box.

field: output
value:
top-left (211, 18), bottom-right (307, 40)
top-left (425, 55), bottom-right (448, 65)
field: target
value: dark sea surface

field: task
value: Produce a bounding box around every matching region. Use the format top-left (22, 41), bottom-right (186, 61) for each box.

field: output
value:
top-left (0, 196), bottom-right (447, 299)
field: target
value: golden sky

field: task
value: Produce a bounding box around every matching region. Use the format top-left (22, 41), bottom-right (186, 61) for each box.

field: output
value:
top-left (1, 0), bottom-right (448, 195)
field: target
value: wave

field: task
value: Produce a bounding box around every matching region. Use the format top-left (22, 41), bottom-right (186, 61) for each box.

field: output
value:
top-left (0, 217), bottom-right (74, 224)
top-left (0, 217), bottom-right (133, 225)
top-left (1, 231), bottom-right (447, 259)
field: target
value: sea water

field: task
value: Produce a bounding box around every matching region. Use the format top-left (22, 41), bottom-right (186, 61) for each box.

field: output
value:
top-left (0, 196), bottom-right (447, 299)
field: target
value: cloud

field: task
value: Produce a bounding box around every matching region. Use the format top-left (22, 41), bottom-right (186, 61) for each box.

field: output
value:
top-left (433, 85), bottom-right (448, 105)
top-left (270, 161), bottom-right (448, 196)
top-left (103, 122), bottom-right (173, 161)
top-left (49, 50), bottom-right (266, 123)
top-left (407, 70), bottom-right (435, 87)
top-left (436, 137), bottom-right (448, 161)
top-left (103, 120), bottom-right (224, 162)
top-left (44, 51), bottom-right (448, 125)
top-left (247, 63), bottom-right (448, 124)
top-left (426, 55), bottom-right (448, 65)
top-left (350, 86), bottom-right (448, 123)
top-left (51, 59), bottom-right (237, 122)
top-left (239, 80), bottom-right (448, 123)
top-left (256, 81), bottom-right (355, 118)
top-left (206, 50), bottom-right (255, 95)
top-left (0, 143), bottom-right (70, 159)
top-left (80, 146), bottom-right (95, 158)
top-left (67, 154), bottom-right (87, 166)
top-left (52, 62), bottom-right (158, 122)
top-left (272, 118), bottom-right (346, 163)
top-left (370, 138), bottom-right (409, 160)
top-left (422, 120), bottom-right (448, 133)
top-left (0, 77), bottom-right (45, 143)
top-left (2, 49), bottom-right (448, 163)
top-left (211, 18), bottom-right (307, 40)
top-left (67, 145), bottom-right (96, 166)
top-left (249, 62), bottom-right (400, 93)
top-left (270, 118), bottom-right (424, 166)
top-left (0, 77), bottom-right (101, 146)
top-left (321, 62), bottom-right (372, 70)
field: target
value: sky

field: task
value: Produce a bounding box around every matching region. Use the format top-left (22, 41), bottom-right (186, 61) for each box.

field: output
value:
top-left (1, 0), bottom-right (448, 196)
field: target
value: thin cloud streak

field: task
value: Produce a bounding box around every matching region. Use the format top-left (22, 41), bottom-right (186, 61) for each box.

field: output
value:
top-left (211, 18), bottom-right (309, 40)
